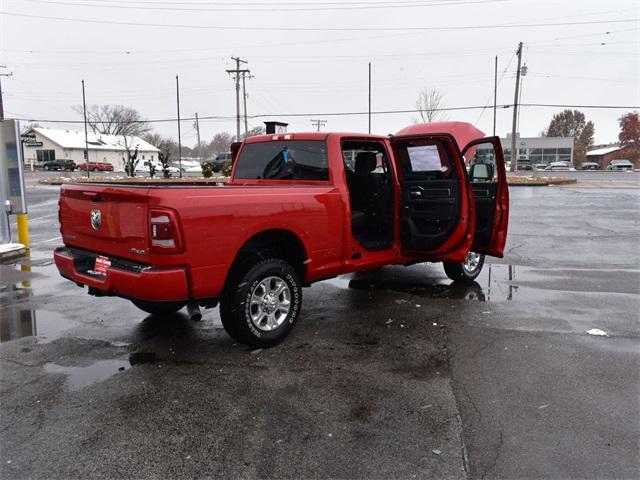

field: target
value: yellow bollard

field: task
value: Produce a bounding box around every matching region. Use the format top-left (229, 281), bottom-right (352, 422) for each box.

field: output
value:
top-left (21, 251), bottom-right (31, 288)
top-left (16, 213), bottom-right (30, 250)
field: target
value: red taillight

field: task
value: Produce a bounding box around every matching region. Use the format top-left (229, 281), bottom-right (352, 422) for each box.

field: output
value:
top-left (149, 209), bottom-right (182, 253)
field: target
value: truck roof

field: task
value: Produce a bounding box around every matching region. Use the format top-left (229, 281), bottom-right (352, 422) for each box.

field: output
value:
top-left (244, 121), bottom-right (486, 149)
top-left (244, 132), bottom-right (388, 143)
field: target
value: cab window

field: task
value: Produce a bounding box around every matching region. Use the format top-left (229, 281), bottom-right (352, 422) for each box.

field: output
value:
top-left (234, 140), bottom-right (328, 181)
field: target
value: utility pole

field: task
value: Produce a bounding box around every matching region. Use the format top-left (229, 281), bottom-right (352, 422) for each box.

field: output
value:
top-left (0, 66), bottom-right (13, 122)
top-left (176, 75), bottom-right (182, 178)
top-left (194, 112), bottom-right (201, 159)
top-left (81, 80), bottom-right (90, 178)
top-left (241, 72), bottom-right (254, 139)
top-left (310, 119), bottom-right (327, 131)
top-left (368, 62), bottom-right (372, 134)
top-left (226, 57), bottom-right (249, 141)
top-left (493, 56), bottom-right (498, 136)
top-left (517, 63), bottom-right (528, 135)
top-left (510, 42), bottom-right (523, 173)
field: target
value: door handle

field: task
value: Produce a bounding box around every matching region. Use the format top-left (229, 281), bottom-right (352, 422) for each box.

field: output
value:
top-left (409, 190), bottom-right (423, 198)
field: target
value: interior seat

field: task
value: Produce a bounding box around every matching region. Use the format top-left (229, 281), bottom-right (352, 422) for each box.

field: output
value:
top-left (350, 151), bottom-right (379, 216)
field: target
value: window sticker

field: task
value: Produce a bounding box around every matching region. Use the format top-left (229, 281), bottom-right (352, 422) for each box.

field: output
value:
top-left (407, 145), bottom-right (444, 172)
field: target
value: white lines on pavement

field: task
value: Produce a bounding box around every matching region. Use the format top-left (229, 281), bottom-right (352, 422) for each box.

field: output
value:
top-left (35, 236), bottom-right (62, 245)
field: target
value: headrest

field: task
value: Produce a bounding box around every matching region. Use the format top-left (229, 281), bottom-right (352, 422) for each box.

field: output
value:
top-left (355, 151), bottom-right (377, 174)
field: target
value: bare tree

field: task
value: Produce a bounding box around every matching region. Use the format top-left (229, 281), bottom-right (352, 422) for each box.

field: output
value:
top-left (119, 136), bottom-right (140, 176)
top-left (72, 104), bottom-right (152, 137)
top-left (416, 88), bottom-right (447, 123)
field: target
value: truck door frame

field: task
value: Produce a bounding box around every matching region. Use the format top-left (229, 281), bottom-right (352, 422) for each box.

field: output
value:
top-left (390, 133), bottom-right (474, 263)
top-left (462, 136), bottom-right (509, 257)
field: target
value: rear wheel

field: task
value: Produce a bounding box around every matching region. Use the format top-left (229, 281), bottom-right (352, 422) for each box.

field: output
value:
top-left (220, 258), bottom-right (302, 348)
top-left (132, 300), bottom-right (186, 316)
top-left (443, 251), bottom-right (485, 282)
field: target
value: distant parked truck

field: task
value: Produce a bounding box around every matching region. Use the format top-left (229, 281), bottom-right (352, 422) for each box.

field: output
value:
top-left (43, 159), bottom-right (76, 171)
top-left (203, 152), bottom-right (232, 172)
top-left (606, 159), bottom-right (634, 171)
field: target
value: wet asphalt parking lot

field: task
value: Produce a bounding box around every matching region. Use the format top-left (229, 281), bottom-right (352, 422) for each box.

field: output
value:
top-left (1, 174), bottom-right (639, 479)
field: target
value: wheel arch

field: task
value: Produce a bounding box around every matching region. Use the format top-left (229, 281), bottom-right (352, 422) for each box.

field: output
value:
top-left (226, 228), bottom-right (308, 288)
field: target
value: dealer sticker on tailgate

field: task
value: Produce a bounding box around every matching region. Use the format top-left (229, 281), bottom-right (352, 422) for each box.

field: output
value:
top-left (93, 255), bottom-right (111, 276)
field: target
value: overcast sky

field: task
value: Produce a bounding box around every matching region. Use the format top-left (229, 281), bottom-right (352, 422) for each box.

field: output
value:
top-left (1, 0), bottom-right (638, 147)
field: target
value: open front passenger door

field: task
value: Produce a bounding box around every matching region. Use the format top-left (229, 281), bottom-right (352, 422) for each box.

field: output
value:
top-left (391, 134), bottom-right (474, 263)
top-left (462, 136), bottom-right (509, 257)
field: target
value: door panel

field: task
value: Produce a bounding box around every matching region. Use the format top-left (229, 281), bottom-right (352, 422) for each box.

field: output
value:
top-left (463, 137), bottom-right (509, 257)
top-left (392, 134), bottom-right (472, 258)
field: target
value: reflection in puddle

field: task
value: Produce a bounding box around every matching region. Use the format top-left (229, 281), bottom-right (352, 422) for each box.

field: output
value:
top-left (325, 264), bottom-right (528, 303)
top-left (44, 359), bottom-right (129, 391)
top-left (0, 308), bottom-right (75, 343)
top-left (1, 256), bottom-right (79, 343)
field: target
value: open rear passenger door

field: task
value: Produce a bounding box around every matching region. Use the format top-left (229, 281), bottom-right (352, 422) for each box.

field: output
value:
top-left (391, 134), bottom-right (474, 262)
top-left (462, 136), bottom-right (509, 257)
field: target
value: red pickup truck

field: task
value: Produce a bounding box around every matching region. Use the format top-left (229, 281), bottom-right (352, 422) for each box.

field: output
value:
top-left (54, 122), bottom-right (508, 347)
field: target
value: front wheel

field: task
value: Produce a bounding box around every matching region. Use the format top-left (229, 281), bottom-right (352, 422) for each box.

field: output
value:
top-left (443, 251), bottom-right (485, 282)
top-left (220, 258), bottom-right (302, 348)
top-left (132, 300), bottom-right (186, 316)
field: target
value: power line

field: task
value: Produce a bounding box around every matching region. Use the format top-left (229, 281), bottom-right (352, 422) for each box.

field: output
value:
top-left (2, 10), bottom-right (637, 32)
top-left (23, 0), bottom-right (515, 12)
top-left (10, 103), bottom-right (639, 125)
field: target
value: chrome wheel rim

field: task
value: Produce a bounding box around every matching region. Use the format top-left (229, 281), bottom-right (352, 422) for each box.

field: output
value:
top-left (463, 251), bottom-right (481, 274)
top-left (248, 276), bottom-right (291, 331)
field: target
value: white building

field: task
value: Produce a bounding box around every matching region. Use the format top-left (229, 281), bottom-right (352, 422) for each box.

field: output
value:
top-left (499, 134), bottom-right (574, 167)
top-left (22, 128), bottom-right (159, 172)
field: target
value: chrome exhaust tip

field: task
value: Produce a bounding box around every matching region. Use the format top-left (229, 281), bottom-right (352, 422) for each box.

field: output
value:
top-left (187, 302), bottom-right (202, 321)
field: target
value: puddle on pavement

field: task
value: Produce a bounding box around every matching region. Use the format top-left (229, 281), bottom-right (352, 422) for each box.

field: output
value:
top-left (0, 307), bottom-right (77, 343)
top-left (1, 255), bottom-right (82, 343)
top-left (324, 264), bottom-right (548, 303)
top-left (44, 359), bottom-right (129, 391)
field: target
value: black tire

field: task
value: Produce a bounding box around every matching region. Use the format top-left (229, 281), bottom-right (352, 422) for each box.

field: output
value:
top-left (132, 300), bottom-right (186, 316)
top-left (212, 165), bottom-right (221, 173)
top-left (220, 258), bottom-right (302, 348)
top-left (443, 252), bottom-right (485, 282)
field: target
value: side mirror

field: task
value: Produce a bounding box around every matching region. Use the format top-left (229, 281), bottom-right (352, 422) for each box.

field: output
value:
top-left (469, 163), bottom-right (494, 182)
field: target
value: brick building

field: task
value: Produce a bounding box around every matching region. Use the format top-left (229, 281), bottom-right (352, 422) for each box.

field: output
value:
top-left (586, 144), bottom-right (637, 169)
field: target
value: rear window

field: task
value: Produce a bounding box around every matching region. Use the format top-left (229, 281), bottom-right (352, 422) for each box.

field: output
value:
top-left (234, 140), bottom-right (329, 181)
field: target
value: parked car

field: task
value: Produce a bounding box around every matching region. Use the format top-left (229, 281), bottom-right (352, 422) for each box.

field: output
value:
top-left (606, 159), bottom-right (634, 171)
top-left (545, 161), bottom-right (575, 172)
top-left (533, 163), bottom-right (547, 171)
top-left (177, 160), bottom-right (203, 173)
top-left (579, 162), bottom-right (601, 170)
top-left (54, 121), bottom-right (509, 348)
top-left (43, 159), bottom-right (76, 171)
top-left (135, 160), bottom-right (179, 174)
top-left (77, 162), bottom-right (114, 172)
top-left (203, 152), bottom-right (232, 172)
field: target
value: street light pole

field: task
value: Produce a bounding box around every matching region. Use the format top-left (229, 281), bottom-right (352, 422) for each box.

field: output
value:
top-left (81, 80), bottom-right (90, 178)
top-left (176, 75), bottom-right (182, 178)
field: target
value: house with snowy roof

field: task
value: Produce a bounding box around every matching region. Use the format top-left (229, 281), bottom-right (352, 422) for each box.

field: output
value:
top-left (21, 127), bottom-right (159, 172)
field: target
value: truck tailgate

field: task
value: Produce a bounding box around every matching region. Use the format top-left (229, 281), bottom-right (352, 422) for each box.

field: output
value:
top-left (60, 184), bottom-right (151, 263)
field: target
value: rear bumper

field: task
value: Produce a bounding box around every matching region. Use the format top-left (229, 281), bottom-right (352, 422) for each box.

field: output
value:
top-left (54, 247), bottom-right (189, 302)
